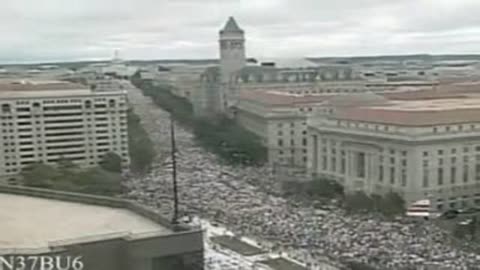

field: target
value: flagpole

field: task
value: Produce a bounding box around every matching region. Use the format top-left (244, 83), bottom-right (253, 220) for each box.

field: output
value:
top-left (170, 115), bottom-right (179, 225)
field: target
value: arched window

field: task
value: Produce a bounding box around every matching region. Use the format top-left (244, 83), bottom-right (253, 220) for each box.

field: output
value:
top-left (85, 100), bottom-right (92, 108)
top-left (1, 104), bottom-right (11, 113)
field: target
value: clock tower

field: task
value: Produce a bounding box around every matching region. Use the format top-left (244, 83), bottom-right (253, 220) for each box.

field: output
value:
top-left (219, 16), bottom-right (246, 84)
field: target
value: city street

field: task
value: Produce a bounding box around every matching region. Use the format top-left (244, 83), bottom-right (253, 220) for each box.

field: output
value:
top-left (122, 80), bottom-right (480, 270)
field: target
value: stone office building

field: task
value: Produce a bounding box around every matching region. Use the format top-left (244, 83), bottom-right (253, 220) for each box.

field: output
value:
top-left (0, 79), bottom-right (129, 182)
top-left (308, 96), bottom-right (480, 210)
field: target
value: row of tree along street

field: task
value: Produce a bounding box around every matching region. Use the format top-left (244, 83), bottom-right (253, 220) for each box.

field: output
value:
top-left (21, 153), bottom-right (123, 196)
top-left (131, 73), bottom-right (267, 166)
top-left (19, 107), bottom-right (155, 195)
top-left (281, 178), bottom-right (405, 216)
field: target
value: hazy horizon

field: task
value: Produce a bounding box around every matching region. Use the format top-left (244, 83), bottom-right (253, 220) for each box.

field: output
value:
top-left (2, 0), bottom-right (480, 64)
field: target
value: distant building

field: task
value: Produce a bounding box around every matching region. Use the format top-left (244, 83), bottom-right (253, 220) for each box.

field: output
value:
top-left (0, 80), bottom-right (129, 182)
top-left (0, 184), bottom-right (204, 270)
top-left (193, 17), bottom-right (437, 118)
top-left (235, 91), bottom-right (330, 168)
top-left (308, 95), bottom-right (480, 209)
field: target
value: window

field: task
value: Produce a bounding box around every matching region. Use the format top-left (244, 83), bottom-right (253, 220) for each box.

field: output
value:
top-left (464, 165), bottom-right (469, 183)
top-left (451, 167), bottom-right (456, 184)
top-left (379, 166), bottom-right (383, 182)
top-left (452, 148), bottom-right (457, 154)
top-left (390, 167), bottom-right (395, 184)
top-left (302, 138), bottom-right (307, 146)
top-left (1, 104), bottom-right (11, 113)
top-left (476, 164), bottom-right (480, 181)
top-left (438, 149), bottom-right (443, 155)
top-left (423, 151), bottom-right (428, 157)
top-left (278, 131), bottom-right (283, 136)
top-left (278, 139), bottom-right (283, 146)
top-left (341, 157), bottom-right (346, 174)
top-left (401, 169), bottom-right (407, 187)
top-left (357, 152), bottom-right (366, 178)
top-left (438, 168), bottom-right (444, 185)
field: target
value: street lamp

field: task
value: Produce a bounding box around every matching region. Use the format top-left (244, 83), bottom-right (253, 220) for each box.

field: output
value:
top-left (170, 115), bottom-right (179, 225)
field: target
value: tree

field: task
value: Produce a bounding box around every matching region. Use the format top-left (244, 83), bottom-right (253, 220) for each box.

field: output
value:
top-left (77, 168), bottom-right (123, 195)
top-left (308, 178), bottom-right (344, 198)
top-left (345, 191), bottom-right (374, 212)
top-left (21, 163), bottom-right (58, 188)
top-left (128, 108), bottom-right (156, 173)
top-left (100, 152), bottom-right (122, 173)
top-left (57, 157), bottom-right (77, 172)
top-left (379, 192), bottom-right (405, 216)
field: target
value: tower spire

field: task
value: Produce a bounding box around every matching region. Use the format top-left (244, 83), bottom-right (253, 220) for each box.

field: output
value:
top-left (220, 16), bottom-right (243, 34)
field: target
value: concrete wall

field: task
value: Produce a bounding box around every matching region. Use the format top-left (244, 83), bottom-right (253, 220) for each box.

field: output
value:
top-left (0, 185), bottom-right (204, 270)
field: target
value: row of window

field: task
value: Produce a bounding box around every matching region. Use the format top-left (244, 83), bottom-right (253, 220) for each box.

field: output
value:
top-left (422, 164), bottom-right (480, 188)
top-left (335, 120), bottom-right (480, 134)
top-left (423, 146), bottom-right (480, 157)
top-left (378, 165), bottom-right (408, 187)
top-left (277, 138), bottom-right (308, 147)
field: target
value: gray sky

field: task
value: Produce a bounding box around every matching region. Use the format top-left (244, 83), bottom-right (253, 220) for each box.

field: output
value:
top-left (1, 0), bottom-right (480, 63)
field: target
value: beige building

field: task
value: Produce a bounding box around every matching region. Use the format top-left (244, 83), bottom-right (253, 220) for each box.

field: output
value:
top-left (193, 17), bottom-right (438, 119)
top-left (0, 80), bottom-right (129, 182)
top-left (308, 95), bottom-right (480, 210)
top-left (235, 91), bottom-right (330, 168)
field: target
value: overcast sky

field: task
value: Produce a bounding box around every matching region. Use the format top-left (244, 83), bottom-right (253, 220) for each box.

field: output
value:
top-left (1, 0), bottom-right (480, 63)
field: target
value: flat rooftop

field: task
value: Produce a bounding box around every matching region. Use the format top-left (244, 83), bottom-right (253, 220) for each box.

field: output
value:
top-left (0, 193), bottom-right (170, 249)
top-left (334, 97), bottom-right (480, 126)
top-left (239, 90), bottom-right (332, 106)
top-left (0, 79), bottom-right (90, 98)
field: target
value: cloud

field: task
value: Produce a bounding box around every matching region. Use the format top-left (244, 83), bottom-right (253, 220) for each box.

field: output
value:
top-left (0, 0), bottom-right (478, 63)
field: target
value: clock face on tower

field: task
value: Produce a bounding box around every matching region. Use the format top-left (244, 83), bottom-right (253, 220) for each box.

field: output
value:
top-left (221, 41), bottom-right (243, 50)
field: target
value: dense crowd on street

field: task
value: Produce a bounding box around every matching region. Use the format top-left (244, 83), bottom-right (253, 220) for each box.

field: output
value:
top-left (122, 81), bottom-right (480, 270)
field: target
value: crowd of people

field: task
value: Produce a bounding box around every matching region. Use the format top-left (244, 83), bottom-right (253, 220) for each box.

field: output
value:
top-left (122, 80), bottom-right (480, 270)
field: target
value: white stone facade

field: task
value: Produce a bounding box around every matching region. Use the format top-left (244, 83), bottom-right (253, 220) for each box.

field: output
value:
top-left (308, 116), bottom-right (480, 210)
top-left (0, 81), bottom-right (129, 182)
top-left (235, 94), bottom-right (324, 168)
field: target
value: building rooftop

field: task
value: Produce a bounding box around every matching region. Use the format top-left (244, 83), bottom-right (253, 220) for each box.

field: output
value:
top-left (0, 79), bottom-right (90, 98)
top-left (334, 97), bottom-right (480, 126)
top-left (239, 90), bottom-right (332, 106)
top-left (0, 193), bottom-right (170, 249)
